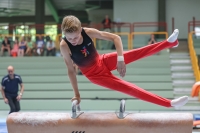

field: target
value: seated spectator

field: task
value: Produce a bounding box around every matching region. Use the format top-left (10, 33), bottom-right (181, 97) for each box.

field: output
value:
top-left (11, 40), bottom-right (19, 57)
top-left (148, 34), bottom-right (157, 45)
top-left (77, 67), bottom-right (82, 75)
top-left (59, 36), bottom-right (63, 57)
top-left (18, 36), bottom-right (27, 57)
top-left (25, 37), bottom-right (34, 56)
top-left (46, 39), bottom-right (56, 56)
top-left (1, 36), bottom-right (11, 56)
top-left (36, 35), bottom-right (45, 56)
top-left (148, 34), bottom-right (159, 55)
top-left (73, 63), bottom-right (82, 75)
top-left (31, 43), bottom-right (38, 56)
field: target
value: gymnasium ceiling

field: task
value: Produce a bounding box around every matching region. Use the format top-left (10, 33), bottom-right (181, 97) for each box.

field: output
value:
top-left (0, 0), bottom-right (113, 17)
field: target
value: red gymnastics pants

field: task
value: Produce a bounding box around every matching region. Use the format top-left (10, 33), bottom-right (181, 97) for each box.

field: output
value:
top-left (80, 40), bottom-right (178, 107)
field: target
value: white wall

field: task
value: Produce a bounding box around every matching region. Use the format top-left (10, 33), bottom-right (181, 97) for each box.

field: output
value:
top-left (166, 0), bottom-right (200, 38)
top-left (114, 0), bottom-right (158, 32)
top-left (87, 0), bottom-right (200, 38)
top-left (87, 9), bottom-right (113, 23)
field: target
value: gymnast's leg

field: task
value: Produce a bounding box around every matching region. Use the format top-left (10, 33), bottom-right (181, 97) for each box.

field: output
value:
top-left (103, 29), bottom-right (179, 71)
top-left (86, 29), bottom-right (188, 107)
top-left (87, 72), bottom-right (188, 108)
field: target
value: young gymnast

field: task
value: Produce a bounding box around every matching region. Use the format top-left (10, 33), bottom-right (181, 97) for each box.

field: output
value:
top-left (60, 15), bottom-right (188, 108)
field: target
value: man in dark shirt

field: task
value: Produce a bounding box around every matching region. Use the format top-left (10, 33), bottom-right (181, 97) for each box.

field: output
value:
top-left (1, 66), bottom-right (24, 114)
top-left (101, 15), bottom-right (113, 49)
top-left (102, 15), bottom-right (112, 32)
top-left (0, 36), bottom-right (11, 56)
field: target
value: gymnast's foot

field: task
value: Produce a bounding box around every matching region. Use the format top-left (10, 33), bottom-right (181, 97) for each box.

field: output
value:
top-left (167, 29), bottom-right (179, 48)
top-left (171, 96), bottom-right (188, 107)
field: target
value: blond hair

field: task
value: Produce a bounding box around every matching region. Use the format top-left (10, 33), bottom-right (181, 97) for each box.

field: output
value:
top-left (61, 15), bottom-right (81, 33)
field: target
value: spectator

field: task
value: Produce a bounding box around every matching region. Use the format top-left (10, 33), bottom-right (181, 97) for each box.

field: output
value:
top-left (0, 66), bottom-right (24, 114)
top-left (101, 15), bottom-right (113, 50)
top-left (73, 63), bottom-right (82, 75)
top-left (58, 36), bottom-right (63, 57)
top-left (25, 37), bottom-right (34, 56)
top-left (102, 15), bottom-right (112, 32)
top-left (11, 40), bottom-right (19, 57)
top-left (31, 42), bottom-right (38, 56)
top-left (148, 34), bottom-right (159, 55)
top-left (59, 36), bottom-right (62, 42)
top-left (1, 36), bottom-right (11, 56)
top-left (18, 36), bottom-right (27, 57)
top-left (148, 34), bottom-right (157, 45)
top-left (36, 35), bottom-right (45, 56)
top-left (46, 39), bottom-right (56, 56)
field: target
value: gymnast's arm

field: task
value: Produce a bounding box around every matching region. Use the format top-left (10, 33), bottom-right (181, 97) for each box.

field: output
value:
top-left (85, 27), bottom-right (123, 56)
top-left (60, 40), bottom-right (81, 103)
top-left (85, 27), bottom-right (126, 77)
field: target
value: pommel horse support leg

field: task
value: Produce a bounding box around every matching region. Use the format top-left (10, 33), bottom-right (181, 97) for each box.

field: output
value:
top-left (6, 100), bottom-right (193, 133)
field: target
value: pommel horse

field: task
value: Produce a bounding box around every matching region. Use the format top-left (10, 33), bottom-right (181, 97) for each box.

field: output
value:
top-left (6, 100), bottom-right (193, 133)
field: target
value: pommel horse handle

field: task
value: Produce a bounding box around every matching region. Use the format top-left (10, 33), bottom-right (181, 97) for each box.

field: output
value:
top-left (116, 99), bottom-right (130, 119)
top-left (71, 99), bottom-right (129, 119)
top-left (71, 100), bottom-right (84, 119)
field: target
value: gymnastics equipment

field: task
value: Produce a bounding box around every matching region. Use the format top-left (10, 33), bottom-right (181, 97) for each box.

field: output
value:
top-left (6, 100), bottom-right (193, 133)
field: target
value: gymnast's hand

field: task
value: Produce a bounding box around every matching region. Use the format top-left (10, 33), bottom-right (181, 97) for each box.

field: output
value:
top-left (117, 61), bottom-right (126, 77)
top-left (71, 95), bottom-right (81, 104)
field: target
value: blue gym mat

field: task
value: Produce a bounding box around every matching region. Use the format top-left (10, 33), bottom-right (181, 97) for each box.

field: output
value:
top-left (194, 114), bottom-right (200, 121)
top-left (0, 119), bottom-right (8, 133)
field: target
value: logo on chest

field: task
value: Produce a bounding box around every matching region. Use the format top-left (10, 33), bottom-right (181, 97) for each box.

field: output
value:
top-left (87, 42), bottom-right (91, 46)
top-left (80, 46), bottom-right (89, 57)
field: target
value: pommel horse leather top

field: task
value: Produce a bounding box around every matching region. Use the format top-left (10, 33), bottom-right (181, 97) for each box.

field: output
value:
top-left (7, 112), bottom-right (193, 133)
